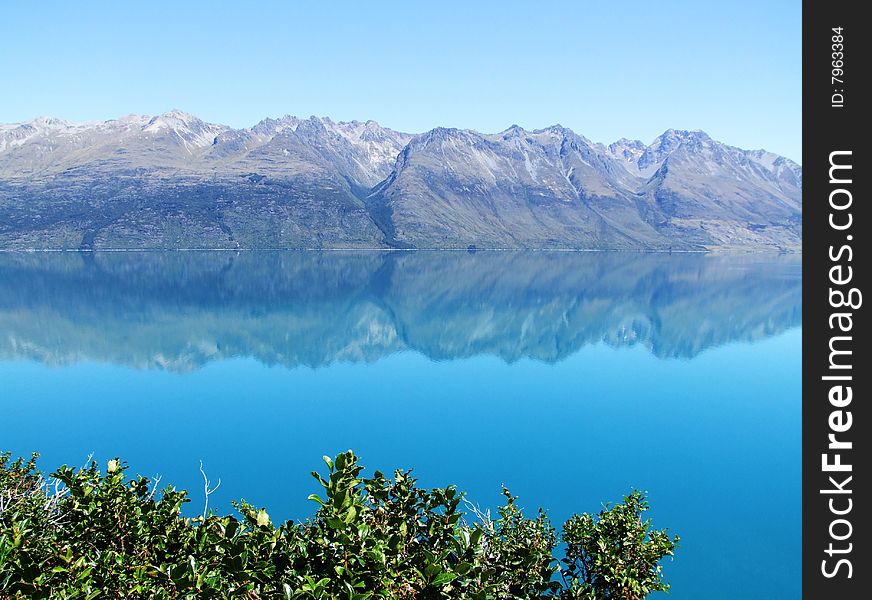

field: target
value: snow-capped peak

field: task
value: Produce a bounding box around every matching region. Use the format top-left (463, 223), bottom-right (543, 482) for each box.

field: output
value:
top-left (30, 116), bottom-right (71, 130)
top-left (142, 109), bottom-right (226, 150)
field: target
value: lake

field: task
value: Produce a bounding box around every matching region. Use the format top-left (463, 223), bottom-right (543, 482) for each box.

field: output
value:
top-left (0, 250), bottom-right (800, 599)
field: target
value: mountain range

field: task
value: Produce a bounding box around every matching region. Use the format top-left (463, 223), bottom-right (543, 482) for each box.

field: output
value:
top-left (0, 111), bottom-right (802, 250)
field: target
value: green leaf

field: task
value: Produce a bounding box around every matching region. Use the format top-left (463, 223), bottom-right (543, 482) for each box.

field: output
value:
top-left (469, 528), bottom-right (483, 547)
top-left (432, 572), bottom-right (457, 586)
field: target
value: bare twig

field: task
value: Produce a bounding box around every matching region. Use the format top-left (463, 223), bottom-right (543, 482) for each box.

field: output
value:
top-left (199, 461), bottom-right (221, 520)
top-left (81, 452), bottom-right (95, 471)
top-left (463, 497), bottom-right (494, 532)
top-left (42, 476), bottom-right (68, 526)
top-left (0, 472), bottom-right (67, 527)
top-left (146, 474), bottom-right (163, 502)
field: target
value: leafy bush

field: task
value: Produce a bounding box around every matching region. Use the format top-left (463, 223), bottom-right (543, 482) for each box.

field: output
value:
top-left (561, 490), bottom-right (678, 599)
top-left (0, 450), bottom-right (677, 598)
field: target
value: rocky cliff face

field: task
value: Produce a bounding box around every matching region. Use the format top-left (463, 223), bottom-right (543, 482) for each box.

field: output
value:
top-left (0, 113), bottom-right (800, 250)
top-left (632, 130), bottom-right (802, 248)
top-left (370, 126), bottom-right (669, 249)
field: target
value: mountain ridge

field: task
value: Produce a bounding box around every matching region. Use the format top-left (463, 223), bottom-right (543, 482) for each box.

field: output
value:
top-left (0, 112), bottom-right (801, 251)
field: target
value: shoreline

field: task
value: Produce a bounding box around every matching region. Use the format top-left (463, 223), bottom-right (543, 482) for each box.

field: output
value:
top-left (0, 246), bottom-right (798, 254)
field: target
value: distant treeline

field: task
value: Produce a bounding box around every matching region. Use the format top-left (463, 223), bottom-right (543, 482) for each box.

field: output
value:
top-left (0, 450), bottom-right (677, 599)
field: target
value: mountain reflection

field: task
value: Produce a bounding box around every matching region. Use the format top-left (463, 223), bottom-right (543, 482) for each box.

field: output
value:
top-left (0, 251), bottom-right (800, 370)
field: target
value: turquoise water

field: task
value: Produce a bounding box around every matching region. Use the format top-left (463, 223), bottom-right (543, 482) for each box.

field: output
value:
top-left (0, 251), bottom-right (800, 599)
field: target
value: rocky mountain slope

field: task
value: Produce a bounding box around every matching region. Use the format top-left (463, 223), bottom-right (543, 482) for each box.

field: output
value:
top-left (0, 112), bottom-right (801, 250)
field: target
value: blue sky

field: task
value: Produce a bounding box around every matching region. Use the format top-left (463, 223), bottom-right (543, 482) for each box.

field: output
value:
top-left (1, 0), bottom-right (800, 160)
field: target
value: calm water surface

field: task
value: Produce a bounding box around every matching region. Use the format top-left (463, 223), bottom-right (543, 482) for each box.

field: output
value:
top-left (0, 251), bottom-right (801, 599)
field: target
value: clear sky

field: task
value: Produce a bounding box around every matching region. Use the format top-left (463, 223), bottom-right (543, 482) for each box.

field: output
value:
top-left (1, 0), bottom-right (800, 160)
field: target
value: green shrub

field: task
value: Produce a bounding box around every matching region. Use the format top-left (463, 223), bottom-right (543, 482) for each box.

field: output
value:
top-left (0, 450), bottom-right (677, 598)
top-left (561, 490), bottom-right (678, 599)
